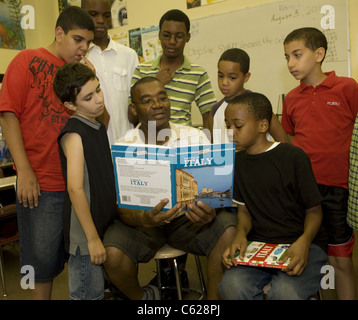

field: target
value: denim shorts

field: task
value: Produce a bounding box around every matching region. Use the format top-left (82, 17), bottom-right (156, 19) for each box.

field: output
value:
top-left (17, 190), bottom-right (65, 282)
top-left (68, 247), bottom-right (105, 300)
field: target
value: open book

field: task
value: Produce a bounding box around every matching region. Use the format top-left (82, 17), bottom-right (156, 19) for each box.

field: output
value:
top-left (111, 143), bottom-right (235, 211)
top-left (230, 241), bottom-right (291, 269)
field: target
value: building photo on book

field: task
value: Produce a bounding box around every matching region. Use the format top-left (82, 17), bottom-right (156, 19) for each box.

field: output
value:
top-left (111, 143), bottom-right (235, 211)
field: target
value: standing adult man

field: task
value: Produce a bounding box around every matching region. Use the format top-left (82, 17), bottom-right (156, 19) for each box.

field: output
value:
top-left (82, 0), bottom-right (139, 145)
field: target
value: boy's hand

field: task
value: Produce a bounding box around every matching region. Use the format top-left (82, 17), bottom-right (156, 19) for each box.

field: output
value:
top-left (157, 67), bottom-right (173, 85)
top-left (16, 169), bottom-right (41, 209)
top-left (279, 237), bottom-right (310, 276)
top-left (222, 232), bottom-right (248, 269)
top-left (88, 237), bottom-right (107, 266)
top-left (82, 56), bottom-right (96, 72)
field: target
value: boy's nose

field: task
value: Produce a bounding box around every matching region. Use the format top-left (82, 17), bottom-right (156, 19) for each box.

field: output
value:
top-left (222, 78), bottom-right (229, 86)
top-left (287, 58), bottom-right (295, 68)
top-left (95, 93), bottom-right (103, 103)
top-left (226, 128), bottom-right (234, 141)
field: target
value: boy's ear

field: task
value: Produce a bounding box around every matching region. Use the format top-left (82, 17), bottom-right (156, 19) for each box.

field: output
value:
top-left (244, 72), bottom-right (251, 83)
top-left (186, 32), bottom-right (191, 43)
top-left (258, 119), bottom-right (269, 134)
top-left (315, 47), bottom-right (326, 63)
top-left (55, 26), bottom-right (65, 43)
top-left (64, 101), bottom-right (77, 111)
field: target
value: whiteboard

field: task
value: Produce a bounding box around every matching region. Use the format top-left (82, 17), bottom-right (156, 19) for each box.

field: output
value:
top-left (185, 0), bottom-right (349, 114)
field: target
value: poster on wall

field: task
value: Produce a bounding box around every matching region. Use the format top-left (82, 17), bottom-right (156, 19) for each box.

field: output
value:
top-left (112, 25), bottom-right (161, 62)
top-left (112, 30), bottom-right (130, 47)
top-left (141, 25), bottom-right (162, 62)
top-left (111, 0), bottom-right (128, 28)
top-left (186, 0), bottom-right (224, 9)
top-left (129, 28), bottom-right (144, 62)
top-left (0, 0), bottom-right (25, 50)
top-left (58, 0), bottom-right (81, 12)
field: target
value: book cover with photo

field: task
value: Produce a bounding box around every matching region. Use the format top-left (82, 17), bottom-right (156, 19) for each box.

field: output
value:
top-left (111, 143), bottom-right (235, 211)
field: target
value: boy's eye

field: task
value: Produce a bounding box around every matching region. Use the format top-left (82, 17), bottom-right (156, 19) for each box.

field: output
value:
top-left (161, 32), bottom-right (186, 42)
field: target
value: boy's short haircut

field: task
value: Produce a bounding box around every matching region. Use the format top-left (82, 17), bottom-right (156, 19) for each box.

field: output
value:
top-left (130, 76), bottom-right (164, 101)
top-left (159, 9), bottom-right (190, 33)
top-left (56, 5), bottom-right (95, 34)
top-left (230, 92), bottom-right (272, 123)
top-left (219, 48), bottom-right (250, 74)
top-left (53, 63), bottom-right (96, 104)
top-left (81, 0), bottom-right (111, 8)
top-left (283, 27), bottom-right (327, 61)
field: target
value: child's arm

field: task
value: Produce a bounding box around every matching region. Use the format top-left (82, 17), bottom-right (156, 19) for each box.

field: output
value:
top-left (156, 67), bottom-right (173, 85)
top-left (222, 203), bottom-right (252, 268)
top-left (201, 112), bottom-right (211, 132)
top-left (0, 112), bottom-right (41, 208)
top-left (268, 113), bottom-right (290, 143)
top-left (61, 132), bottom-right (106, 265)
top-left (279, 204), bottom-right (323, 276)
top-left (96, 105), bottom-right (110, 129)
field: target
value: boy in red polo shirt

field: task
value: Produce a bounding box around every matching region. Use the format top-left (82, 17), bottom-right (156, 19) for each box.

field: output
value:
top-left (282, 27), bottom-right (358, 300)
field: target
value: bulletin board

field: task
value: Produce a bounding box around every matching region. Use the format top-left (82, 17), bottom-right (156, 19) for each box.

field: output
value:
top-left (185, 0), bottom-right (349, 113)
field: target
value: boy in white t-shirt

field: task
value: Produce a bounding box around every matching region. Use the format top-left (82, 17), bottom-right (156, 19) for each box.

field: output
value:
top-left (211, 48), bottom-right (288, 144)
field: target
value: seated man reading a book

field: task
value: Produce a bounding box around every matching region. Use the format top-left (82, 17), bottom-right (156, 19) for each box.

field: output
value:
top-left (219, 92), bottom-right (328, 300)
top-left (103, 77), bottom-right (237, 300)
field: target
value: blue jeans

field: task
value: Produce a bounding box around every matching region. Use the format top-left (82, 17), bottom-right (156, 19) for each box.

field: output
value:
top-left (218, 244), bottom-right (328, 300)
top-left (68, 247), bottom-right (105, 300)
top-left (17, 190), bottom-right (65, 282)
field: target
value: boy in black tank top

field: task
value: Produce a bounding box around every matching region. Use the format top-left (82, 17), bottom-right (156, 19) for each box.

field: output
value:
top-left (54, 63), bottom-right (117, 300)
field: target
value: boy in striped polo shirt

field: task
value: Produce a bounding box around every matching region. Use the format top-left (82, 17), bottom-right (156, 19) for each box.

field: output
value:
top-left (129, 9), bottom-right (216, 132)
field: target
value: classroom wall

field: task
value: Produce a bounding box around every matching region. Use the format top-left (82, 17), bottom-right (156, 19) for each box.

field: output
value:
top-left (110, 0), bottom-right (357, 124)
top-left (0, 0), bottom-right (58, 75)
top-left (1, 0), bottom-right (357, 82)
top-left (109, 0), bottom-right (358, 82)
top-left (349, 0), bottom-right (358, 81)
